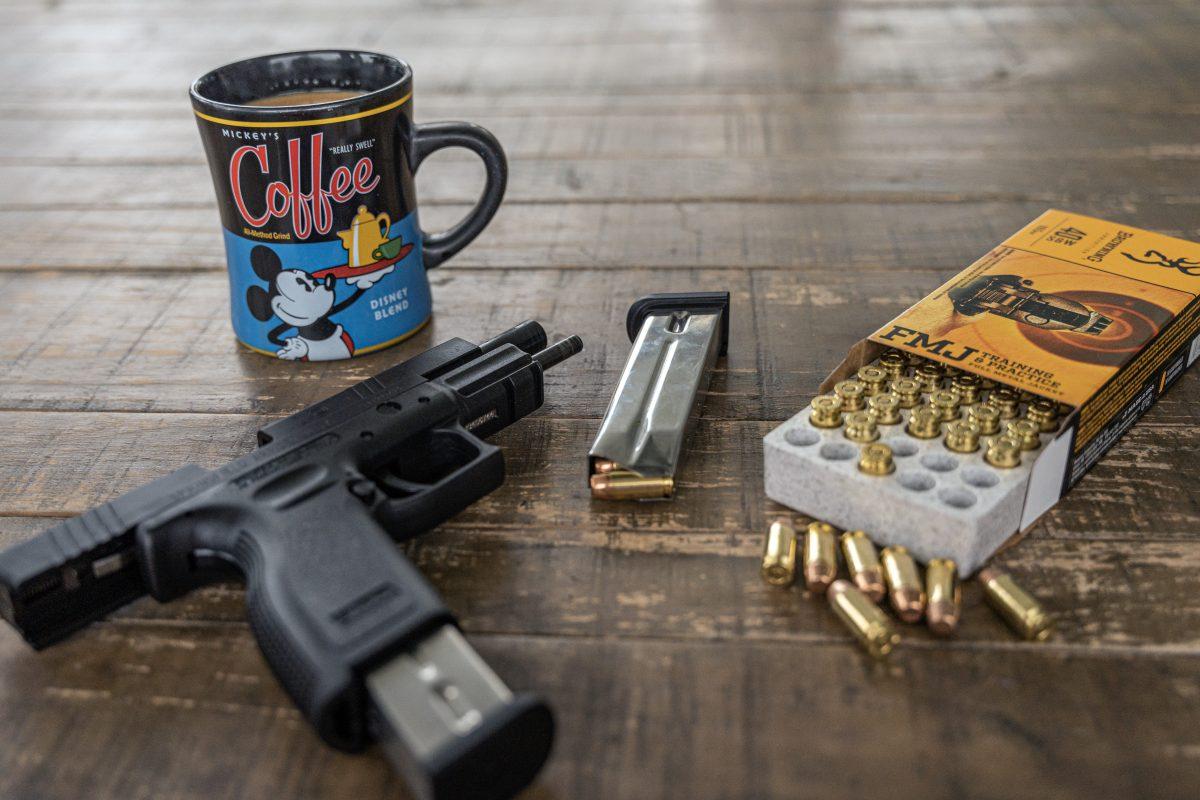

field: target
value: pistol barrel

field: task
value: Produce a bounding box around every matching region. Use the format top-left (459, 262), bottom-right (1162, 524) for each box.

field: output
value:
top-left (533, 335), bottom-right (584, 371)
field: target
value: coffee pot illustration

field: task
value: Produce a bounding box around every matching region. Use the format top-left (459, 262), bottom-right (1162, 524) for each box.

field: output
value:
top-left (337, 205), bottom-right (391, 267)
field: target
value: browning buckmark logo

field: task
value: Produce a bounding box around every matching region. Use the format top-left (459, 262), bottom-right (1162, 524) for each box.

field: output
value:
top-left (1122, 249), bottom-right (1200, 277)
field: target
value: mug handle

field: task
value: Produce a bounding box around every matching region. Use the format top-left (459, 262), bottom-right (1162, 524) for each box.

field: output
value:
top-left (412, 121), bottom-right (508, 269)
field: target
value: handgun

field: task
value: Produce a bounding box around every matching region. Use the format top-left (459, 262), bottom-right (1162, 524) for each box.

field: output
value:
top-left (0, 321), bottom-right (582, 800)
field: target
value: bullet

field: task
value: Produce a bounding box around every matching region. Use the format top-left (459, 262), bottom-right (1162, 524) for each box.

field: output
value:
top-left (840, 531), bottom-right (885, 602)
top-left (828, 580), bottom-right (900, 659)
top-left (978, 567), bottom-right (1053, 641)
top-left (857, 365), bottom-right (889, 396)
top-left (889, 377), bottom-right (923, 409)
top-left (867, 392), bottom-right (902, 425)
top-left (925, 558), bottom-right (961, 637)
top-left (834, 379), bottom-right (867, 411)
top-left (879, 351), bottom-right (907, 379)
top-left (906, 406), bottom-right (941, 439)
top-left (803, 521), bottom-right (839, 594)
top-left (952, 374), bottom-right (982, 406)
top-left (1025, 399), bottom-right (1060, 432)
top-left (988, 387), bottom-right (1020, 419)
top-left (592, 459), bottom-right (623, 474)
top-left (844, 411), bottom-right (880, 443)
top-left (761, 518), bottom-right (798, 587)
top-left (881, 546), bottom-right (925, 623)
top-left (590, 473), bottom-right (674, 500)
top-left (984, 435), bottom-right (1023, 469)
top-left (915, 362), bottom-right (943, 394)
top-left (928, 389), bottom-right (962, 422)
top-left (1005, 419), bottom-right (1041, 451)
top-left (967, 403), bottom-right (1001, 435)
top-left (944, 419), bottom-right (981, 453)
top-left (858, 442), bottom-right (895, 476)
top-left (809, 394), bottom-right (844, 428)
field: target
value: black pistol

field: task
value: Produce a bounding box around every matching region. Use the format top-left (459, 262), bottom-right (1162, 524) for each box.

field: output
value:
top-left (0, 321), bottom-right (581, 800)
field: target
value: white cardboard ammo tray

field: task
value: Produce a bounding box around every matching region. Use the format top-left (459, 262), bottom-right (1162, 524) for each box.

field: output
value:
top-left (764, 210), bottom-right (1200, 574)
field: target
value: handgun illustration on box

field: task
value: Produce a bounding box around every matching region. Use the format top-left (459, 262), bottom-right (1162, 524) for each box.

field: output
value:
top-left (949, 274), bottom-right (1112, 335)
top-left (0, 321), bottom-right (581, 800)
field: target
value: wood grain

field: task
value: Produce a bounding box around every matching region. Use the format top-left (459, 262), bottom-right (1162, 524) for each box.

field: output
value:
top-left (6, 154), bottom-right (1200, 211)
top-left (2, 626), bottom-right (1199, 800)
top-left (3, 0), bottom-right (1200, 796)
top-left (8, 200), bottom-right (1200, 273)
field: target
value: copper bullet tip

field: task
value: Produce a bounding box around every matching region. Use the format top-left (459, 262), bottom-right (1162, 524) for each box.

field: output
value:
top-left (927, 601), bottom-right (960, 637)
top-left (892, 588), bottom-right (925, 624)
top-left (803, 564), bottom-right (837, 594)
top-left (854, 571), bottom-right (886, 604)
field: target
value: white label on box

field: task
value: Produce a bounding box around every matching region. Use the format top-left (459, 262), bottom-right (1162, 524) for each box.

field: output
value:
top-left (1021, 427), bottom-right (1074, 530)
top-left (1188, 332), bottom-right (1200, 366)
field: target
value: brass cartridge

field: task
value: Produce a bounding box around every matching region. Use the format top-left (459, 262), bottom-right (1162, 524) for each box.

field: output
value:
top-left (925, 558), bottom-right (961, 637)
top-left (979, 568), bottom-right (1053, 641)
top-left (867, 393), bottom-right (901, 425)
top-left (881, 546), bottom-right (925, 623)
top-left (889, 377), bottom-right (923, 409)
top-left (879, 351), bottom-right (907, 379)
top-left (803, 521), bottom-right (839, 594)
top-left (592, 459), bottom-right (623, 474)
top-left (988, 387), bottom-right (1020, 419)
top-left (843, 411), bottom-right (879, 443)
top-left (905, 406), bottom-right (941, 439)
top-left (952, 373), bottom-right (982, 406)
top-left (967, 403), bottom-right (1001, 435)
top-left (840, 531), bottom-right (885, 603)
top-left (928, 389), bottom-right (962, 422)
top-left (915, 362), bottom-right (943, 394)
top-left (761, 518), bottom-right (798, 587)
top-left (590, 473), bottom-right (674, 500)
top-left (834, 379), bottom-right (867, 411)
top-left (944, 419), bottom-right (981, 454)
top-left (809, 395), bottom-right (844, 429)
top-left (828, 580), bottom-right (900, 659)
top-left (1025, 399), bottom-right (1060, 432)
top-left (1005, 419), bottom-right (1041, 451)
top-left (857, 365), bottom-right (889, 396)
top-left (984, 436), bottom-right (1022, 469)
top-left (858, 443), bottom-right (895, 476)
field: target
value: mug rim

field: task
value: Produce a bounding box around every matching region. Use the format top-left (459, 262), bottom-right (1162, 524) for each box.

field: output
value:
top-left (190, 49), bottom-right (413, 124)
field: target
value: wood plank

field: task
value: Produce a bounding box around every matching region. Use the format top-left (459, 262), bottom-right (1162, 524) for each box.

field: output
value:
top-left (9, 200), bottom-right (1200, 274)
top-left (1, 626), bottom-right (1198, 800)
top-left (0, 2), bottom-right (1197, 100)
top-left (1, 268), bottom-right (1197, 426)
top-left (5, 152), bottom-right (1199, 212)
top-left (11, 108), bottom-right (1200, 166)
top-left (4, 511), bottom-right (1197, 652)
top-left (0, 409), bottom-right (1196, 544)
top-left (7, 87), bottom-right (1200, 122)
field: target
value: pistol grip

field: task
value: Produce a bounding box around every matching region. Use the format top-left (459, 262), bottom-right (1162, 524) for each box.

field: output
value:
top-left (139, 491), bottom-right (454, 752)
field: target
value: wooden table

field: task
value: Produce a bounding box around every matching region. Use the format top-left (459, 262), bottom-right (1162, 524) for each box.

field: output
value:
top-left (2, 0), bottom-right (1200, 797)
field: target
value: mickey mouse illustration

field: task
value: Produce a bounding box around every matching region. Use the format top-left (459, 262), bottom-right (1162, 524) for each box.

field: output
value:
top-left (245, 245), bottom-right (390, 360)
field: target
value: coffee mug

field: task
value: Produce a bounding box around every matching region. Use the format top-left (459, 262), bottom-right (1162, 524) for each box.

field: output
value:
top-left (191, 50), bottom-right (507, 360)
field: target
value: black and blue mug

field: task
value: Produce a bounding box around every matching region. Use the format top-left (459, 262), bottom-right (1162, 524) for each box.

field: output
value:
top-left (191, 50), bottom-right (506, 360)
